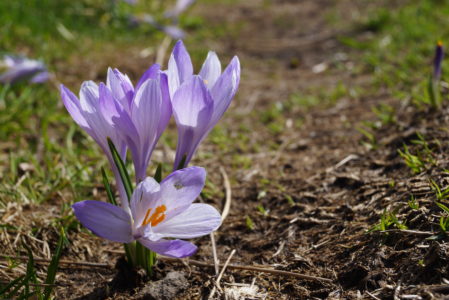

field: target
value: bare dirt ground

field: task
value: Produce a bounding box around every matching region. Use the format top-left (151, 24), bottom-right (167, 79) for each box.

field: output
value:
top-left (3, 0), bottom-right (449, 299)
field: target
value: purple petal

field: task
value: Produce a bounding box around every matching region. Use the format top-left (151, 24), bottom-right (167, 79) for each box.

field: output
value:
top-left (131, 77), bottom-right (165, 180)
top-left (30, 71), bottom-right (49, 83)
top-left (165, 0), bottom-right (196, 18)
top-left (60, 84), bottom-right (90, 129)
top-left (138, 238), bottom-right (197, 258)
top-left (172, 76), bottom-right (213, 168)
top-left (130, 177), bottom-right (161, 226)
top-left (162, 26), bottom-right (185, 40)
top-left (167, 40), bottom-right (193, 97)
top-left (152, 203), bottom-right (221, 239)
top-left (79, 82), bottom-right (127, 165)
top-left (159, 167), bottom-right (206, 219)
top-left (106, 68), bottom-right (134, 111)
top-left (434, 41), bottom-right (444, 81)
top-left (0, 56), bottom-right (46, 84)
top-left (157, 73), bottom-right (173, 137)
top-left (199, 51), bottom-right (221, 88)
top-left (72, 200), bottom-right (133, 243)
top-left (99, 83), bottom-right (138, 143)
top-left (79, 81), bottom-right (100, 113)
top-left (209, 56), bottom-right (240, 128)
top-left (136, 64), bottom-right (160, 91)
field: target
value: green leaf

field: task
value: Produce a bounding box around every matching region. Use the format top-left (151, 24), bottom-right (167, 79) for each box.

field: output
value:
top-left (101, 167), bottom-right (117, 206)
top-left (0, 275), bottom-right (24, 297)
top-left (176, 154), bottom-right (187, 171)
top-left (107, 138), bottom-right (133, 201)
top-left (436, 202), bottom-right (449, 214)
top-left (43, 228), bottom-right (65, 300)
top-left (154, 163), bottom-right (163, 183)
top-left (23, 242), bottom-right (38, 296)
top-left (4, 275), bottom-right (28, 299)
top-left (440, 216), bottom-right (447, 232)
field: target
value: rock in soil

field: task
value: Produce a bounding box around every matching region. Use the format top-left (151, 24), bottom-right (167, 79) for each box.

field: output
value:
top-left (136, 271), bottom-right (188, 300)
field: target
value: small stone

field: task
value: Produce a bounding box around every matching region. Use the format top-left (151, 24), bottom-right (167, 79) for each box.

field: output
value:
top-left (137, 271), bottom-right (188, 300)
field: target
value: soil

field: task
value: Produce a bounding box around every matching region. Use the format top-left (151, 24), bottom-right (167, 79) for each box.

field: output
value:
top-left (3, 0), bottom-right (449, 299)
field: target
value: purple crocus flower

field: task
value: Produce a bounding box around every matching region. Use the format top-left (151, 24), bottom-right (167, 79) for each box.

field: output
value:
top-left (61, 66), bottom-right (171, 202)
top-left (104, 66), bottom-right (172, 182)
top-left (141, 14), bottom-right (186, 40)
top-left (167, 40), bottom-right (240, 169)
top-left (165, 0), bottom-right (196, 18)
top-left (60, 81), bottom-right (131, 208)
top-left (0, 55), bottom-right (49, 84)
top-left (433, 41), bottom-right (444, 81)
top-left (72, 167), bottom-right (221, 258)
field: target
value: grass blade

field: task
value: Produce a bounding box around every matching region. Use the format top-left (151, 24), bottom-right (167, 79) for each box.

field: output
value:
top-left (436, 202), bottom-right (449, 214)
top-left (0, 275), bottom-right (25, 296)
top-left (5, 275), bottom-right (29, 299)
top-left (23, 242), bottom-right (38, 297)
top-left (43, 228), bottom-right (65, 300)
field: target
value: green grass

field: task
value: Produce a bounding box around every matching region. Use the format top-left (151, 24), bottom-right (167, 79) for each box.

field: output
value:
top-left (342, 1), bottom-right (449, 97)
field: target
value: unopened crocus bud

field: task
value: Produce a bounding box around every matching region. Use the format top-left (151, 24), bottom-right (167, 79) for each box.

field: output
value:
top-left (433, 41), bottom-right (444, 81)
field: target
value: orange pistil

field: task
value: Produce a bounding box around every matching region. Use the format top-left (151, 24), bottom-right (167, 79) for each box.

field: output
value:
top-left (142, 205), bottom-right (167, 227)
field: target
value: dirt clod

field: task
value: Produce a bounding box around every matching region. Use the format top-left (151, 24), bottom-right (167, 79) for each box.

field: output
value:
top-left (136, 271), bottom-right (188, 300)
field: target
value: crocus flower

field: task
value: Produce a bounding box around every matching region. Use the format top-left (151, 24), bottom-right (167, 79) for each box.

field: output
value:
top-left (72, 167), bottom-right (221, 258)
top-left (60, 81), bottom-right (131, 208)
top-left (165, 0), bottom-right (196, 18)
top-left (104, 65), bottom-right (172, 182)
top-left (61, 66), bottom-right (171, 202)
top-left (0, 55), bottom-right (49, 84)
top-left (433, 41), bottom-right (444, 81)
top-left (167, 41), bottom-right (240, 169)
top-left (141, 14), bottom-right (186, 40)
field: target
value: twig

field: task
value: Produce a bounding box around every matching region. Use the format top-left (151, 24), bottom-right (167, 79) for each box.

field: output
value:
top-left (326, 154), bottom-right (359, 172)
top-left (0, 255), bottom-right (110, 268)
top-left (0, 281), bottom-right (63, 288)
top-left (394, 279), bottom-right (402, 300)
top-left (162, 257), bottom-right (333, 282)
top-left (379, 229), bottom-right (436, 236)
top-left (156, 36), bottom-right (172, 65)
top-left (209, 249), bottom-right (236, 299)
top-left (216, 250), bottom-right (235, 290)
top-left (210, 232), bottom-right (219, 275)
top-left (219, 166), bottom-right (232, 222)
top-left (366, 291), bottom-right (382, 300)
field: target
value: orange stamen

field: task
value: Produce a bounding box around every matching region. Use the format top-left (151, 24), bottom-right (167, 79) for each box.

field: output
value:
top-left (142, 205), bottom-right (166, 227)
top-left (142, 208), bottom-right (152, 225)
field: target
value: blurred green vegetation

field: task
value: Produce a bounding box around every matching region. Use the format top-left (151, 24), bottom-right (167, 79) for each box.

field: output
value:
top-left (340, 0), bottom-right (449, 101)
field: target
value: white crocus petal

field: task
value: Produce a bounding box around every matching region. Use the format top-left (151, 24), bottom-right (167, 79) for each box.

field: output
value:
top-left (159, 167), bottom-right (206, 220)
top-left (130, 177), bottom-right (161, 226)
top-left (79, 81), bottom-right (99, 113)
top-left (60, 85), bottom-right (90, 129)
top-left (150, 203), bottom-right (221, 240)
top-left (199, 51), bottom-right (221, 88)
top-left (72, 200), bottom-right (133, 243)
